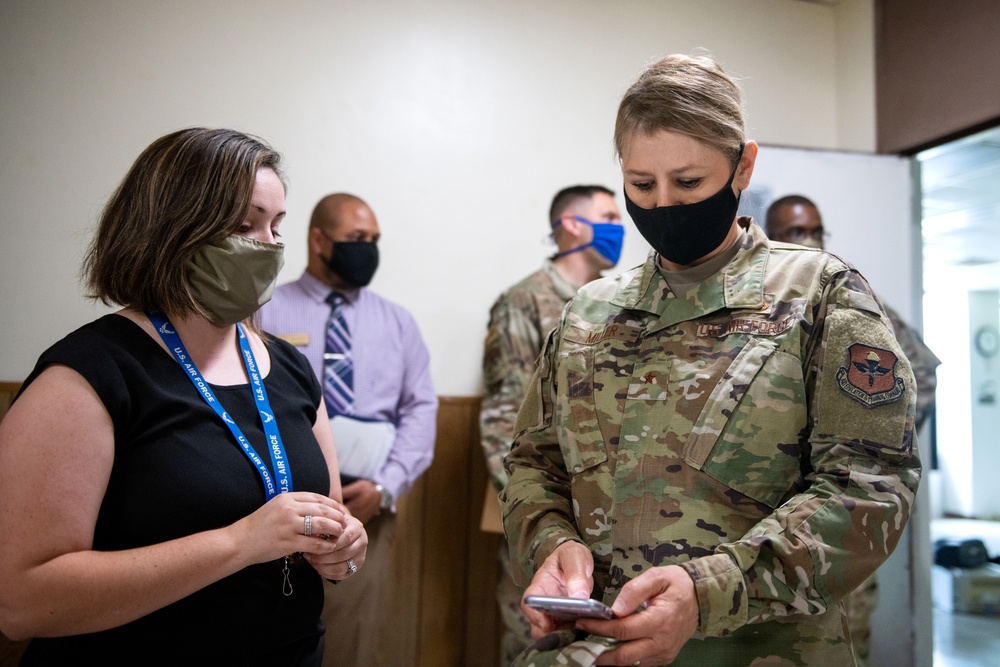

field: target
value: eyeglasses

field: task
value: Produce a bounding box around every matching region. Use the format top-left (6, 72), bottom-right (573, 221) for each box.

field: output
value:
top-left (779, 227), bottom-right (828, 244)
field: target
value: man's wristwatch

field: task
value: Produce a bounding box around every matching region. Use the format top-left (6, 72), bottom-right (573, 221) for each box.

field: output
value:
top-left (374, 483), bottom-right (393, 511)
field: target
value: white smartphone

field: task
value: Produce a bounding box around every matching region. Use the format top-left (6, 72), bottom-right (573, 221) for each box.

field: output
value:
top-left (523, 595), bottom-right (614, 620)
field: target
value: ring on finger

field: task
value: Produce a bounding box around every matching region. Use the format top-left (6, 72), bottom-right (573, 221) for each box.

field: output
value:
top-left (303, 515), bottom-right (313, 537)
top-left (346, 558), bottom-right (358, 574)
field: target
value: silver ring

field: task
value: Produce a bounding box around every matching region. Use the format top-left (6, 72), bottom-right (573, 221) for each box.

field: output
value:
top-left (303, 515), bottom-right (313, 537)
top-left (346, 558), bottom-right (358, 574)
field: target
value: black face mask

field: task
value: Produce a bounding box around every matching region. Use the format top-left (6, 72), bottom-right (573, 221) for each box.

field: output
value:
top-left (625, 145), bottom-right (744, 266)
top-left (325, 241), bottom-right (379, 287)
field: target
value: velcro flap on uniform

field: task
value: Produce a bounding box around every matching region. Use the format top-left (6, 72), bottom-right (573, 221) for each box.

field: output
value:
top-left (562, 322), bottom-right (640, 346)
top-left (814, 308), bottom-right (913, 454)
top-left (836, 290), bottom-right (882, 317)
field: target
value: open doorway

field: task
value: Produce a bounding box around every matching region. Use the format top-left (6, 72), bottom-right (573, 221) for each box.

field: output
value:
top-left (918, 124), bottom-right (1000, 666)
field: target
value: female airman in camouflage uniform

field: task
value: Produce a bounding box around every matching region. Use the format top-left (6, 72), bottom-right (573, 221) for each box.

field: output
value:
top-left (500, 54), bottom-right (922, 667)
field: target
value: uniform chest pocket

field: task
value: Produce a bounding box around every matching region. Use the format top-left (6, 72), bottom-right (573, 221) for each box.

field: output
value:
top-left (554, 345), bottom-right (610, 475)
top-left (683, 339), bottom-right (808, 508)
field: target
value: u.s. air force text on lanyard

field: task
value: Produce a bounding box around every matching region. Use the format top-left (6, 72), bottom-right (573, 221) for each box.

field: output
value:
top-left (147, 312), bottom-right (299, 595)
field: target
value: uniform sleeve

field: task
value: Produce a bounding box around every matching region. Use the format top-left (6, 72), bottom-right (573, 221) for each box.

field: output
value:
top-left (884, 304), bottom-right (941, 430)
top-left (500, 322), bottom-right (584, 587)
top-left (480, 292), bottom-right (547, 491)
top-left (679, 269), bottom-right (922, 637)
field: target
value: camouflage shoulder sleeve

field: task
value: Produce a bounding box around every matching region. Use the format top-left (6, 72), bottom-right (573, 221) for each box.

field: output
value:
top-left (480, 288), bottom-right (547, 490)
top-left (679, 267), bottom-right (923, 637)
top-left (499, 320), bottom-right (584, 587)
top-left (883, 304), bottom-right (941, 430)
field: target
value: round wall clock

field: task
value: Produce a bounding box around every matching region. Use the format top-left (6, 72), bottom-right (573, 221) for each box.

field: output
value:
top-left (975, 325), bottom-right (1000, 358)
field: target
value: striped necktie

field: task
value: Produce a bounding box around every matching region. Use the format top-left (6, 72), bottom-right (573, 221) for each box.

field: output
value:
top-left (323, 291), bottom-right (354, 416)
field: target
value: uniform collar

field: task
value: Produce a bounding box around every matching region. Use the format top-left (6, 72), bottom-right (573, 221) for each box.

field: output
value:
top-left (612, 218), bottom-right (768, 322)
top-left (541, 259), bottom-right (582, 302)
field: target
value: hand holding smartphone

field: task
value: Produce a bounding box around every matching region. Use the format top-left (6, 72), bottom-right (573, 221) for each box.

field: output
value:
top-left (523, 595), bottom-right (614, 621)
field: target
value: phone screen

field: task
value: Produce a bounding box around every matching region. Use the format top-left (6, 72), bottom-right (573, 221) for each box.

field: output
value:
top-left (523, 595), bottom-right (614, 620)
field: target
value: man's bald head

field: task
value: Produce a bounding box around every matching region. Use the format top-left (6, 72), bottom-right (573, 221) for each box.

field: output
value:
top-left (306, 193), bottom-right (381, 288)
top-left (310, 193), bottom-right (377, 239)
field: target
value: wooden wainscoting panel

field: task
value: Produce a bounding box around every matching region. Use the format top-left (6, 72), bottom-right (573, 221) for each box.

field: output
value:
top-left (463, 428), bottom-right (505, 667)
top-left (386, 469), bottom-right (426, 664)
top-left (384, 394), bottom-right (502, 667)
top-left (0, 381), bottom-right (22, 423)
top-left (417, 396), bottom-right (477, 667)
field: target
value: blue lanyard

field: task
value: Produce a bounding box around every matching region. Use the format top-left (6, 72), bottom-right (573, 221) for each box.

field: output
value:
top-left (147, 312), bottom-right (293, 501)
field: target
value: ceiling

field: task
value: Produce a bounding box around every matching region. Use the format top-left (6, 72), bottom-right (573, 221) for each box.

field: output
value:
top-left (919, 125), bottom-right (1000, 289)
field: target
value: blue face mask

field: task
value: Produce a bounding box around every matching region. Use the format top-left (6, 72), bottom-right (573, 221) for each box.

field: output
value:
top-left (551, 217), bottom-right (624, 265)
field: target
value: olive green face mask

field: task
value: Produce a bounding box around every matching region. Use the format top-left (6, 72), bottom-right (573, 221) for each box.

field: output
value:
top-left (186, 234), bottom-right (285, 326)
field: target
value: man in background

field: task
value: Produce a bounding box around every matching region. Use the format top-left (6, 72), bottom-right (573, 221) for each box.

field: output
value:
top-left (260, 193), bottom-right (438, 667)
top-left (480, 185), bottom-right (623, 665)
top-left (765, 194), bottom-right (940, 667)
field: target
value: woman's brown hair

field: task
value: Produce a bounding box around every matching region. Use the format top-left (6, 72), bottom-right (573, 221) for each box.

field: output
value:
top-left (84, 127), bottom-right (284, 318)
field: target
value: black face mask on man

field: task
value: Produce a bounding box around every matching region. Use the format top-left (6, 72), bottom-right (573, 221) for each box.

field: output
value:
top-left (325, 240), bottom-right (379, 287)
top-left (625, 144), bottom-right (744, 266)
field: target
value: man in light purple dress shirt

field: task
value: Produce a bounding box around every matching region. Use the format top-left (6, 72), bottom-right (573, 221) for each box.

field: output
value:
top-left (259, 193), bottom-right (437, 667)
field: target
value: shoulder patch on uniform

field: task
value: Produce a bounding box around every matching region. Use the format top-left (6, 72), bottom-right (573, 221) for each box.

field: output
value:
top-left (835, 343), bottom-right (905, 407)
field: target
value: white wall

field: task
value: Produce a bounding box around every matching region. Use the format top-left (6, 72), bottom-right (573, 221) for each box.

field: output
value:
top-left (968, 291), bottom-right (1000, 518)
top-left (925, 291), bottom-right (974, 516)
top-left (922, 287), bottom-right (1000, 521)
top-left (744, 145), bottom-right (913, 316)
top-left (834, 0), bottom-right (877, 150)
top-left (0, 0), bottom-right (875, 395)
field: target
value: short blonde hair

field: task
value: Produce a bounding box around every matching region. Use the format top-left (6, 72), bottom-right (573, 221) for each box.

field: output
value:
top-left (614, 53), bottom-right (746, 165)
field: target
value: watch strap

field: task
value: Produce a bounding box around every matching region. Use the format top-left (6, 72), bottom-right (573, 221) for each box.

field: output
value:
top-left (374, 482), bottom-right (393, 510)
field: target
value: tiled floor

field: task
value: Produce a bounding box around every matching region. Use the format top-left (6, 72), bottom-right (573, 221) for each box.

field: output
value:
top-left (933, 607), bottom-right (1000, 667)
top-left (931, 518), bottom-right (1000, 666)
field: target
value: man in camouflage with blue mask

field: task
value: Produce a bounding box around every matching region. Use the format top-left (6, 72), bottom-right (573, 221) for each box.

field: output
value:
top-left (480, 184), bottom-right (623, 667)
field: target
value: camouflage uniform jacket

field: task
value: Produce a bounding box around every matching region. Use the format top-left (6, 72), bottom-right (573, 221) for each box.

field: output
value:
top-left (883, 304), bottom-right (940, 430)
top-left (481, 260), bottom-right (579, 491)
top-left (501, 220), bottom-right (922, 666)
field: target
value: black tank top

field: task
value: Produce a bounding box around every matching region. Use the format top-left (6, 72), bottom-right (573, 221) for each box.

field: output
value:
top-left (18, 315), bottom-right (329, 666)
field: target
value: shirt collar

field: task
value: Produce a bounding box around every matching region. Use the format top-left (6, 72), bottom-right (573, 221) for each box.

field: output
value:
top-left (299, 271), bottom-right (362, 305)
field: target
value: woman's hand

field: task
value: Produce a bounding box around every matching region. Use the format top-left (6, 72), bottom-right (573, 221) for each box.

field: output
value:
top-left (578, 565), bottom-right (700, 666)
top-left (521, 540), bottom-right (595, 638)
top-left (227, 491), bottom-right (350, 565)
top-left (302, 510), bottom-right (368, 581)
